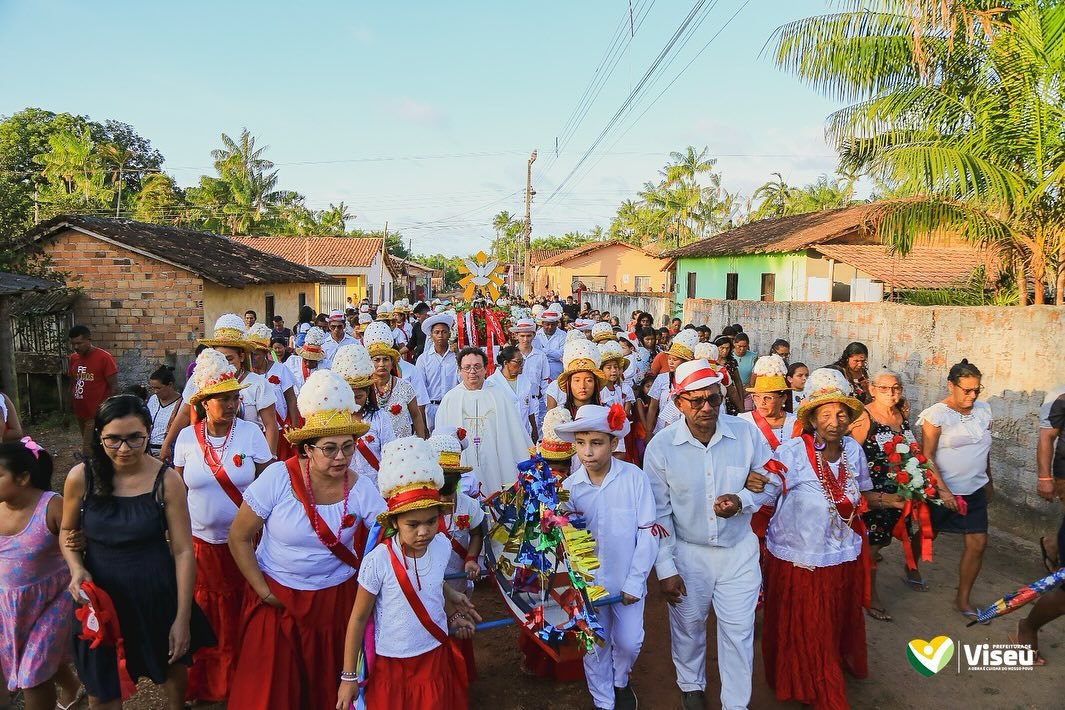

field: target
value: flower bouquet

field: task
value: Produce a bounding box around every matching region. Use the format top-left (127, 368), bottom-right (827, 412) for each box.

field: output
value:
top-left (454, 298), bottom-right (512, 375)
top-left (881, 434), bottom-right (941, 569)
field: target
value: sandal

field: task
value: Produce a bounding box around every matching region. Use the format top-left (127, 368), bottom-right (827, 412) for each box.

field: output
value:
top-left (1039, 536), bottom-right (1058, 573)
top-left (866, 606), bottom-right (893, 622)
top-left (1008, 621), bottom-right (1048, 666)
top-left (903, 576), bottom-right (929, 592)
top-left (56, 686), bottom-right (85, 710)
top-left (959, 609), bottom-right (992, 625)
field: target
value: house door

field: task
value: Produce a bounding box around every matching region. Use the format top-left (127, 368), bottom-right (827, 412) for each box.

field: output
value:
top-left (760, 273), bottom-right (775, 302)
top-left (319, 282), bottom-right (346, 313)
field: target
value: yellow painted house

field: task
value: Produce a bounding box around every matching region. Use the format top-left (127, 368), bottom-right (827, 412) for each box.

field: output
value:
top-left (534, 240), bottom-right (669, 298)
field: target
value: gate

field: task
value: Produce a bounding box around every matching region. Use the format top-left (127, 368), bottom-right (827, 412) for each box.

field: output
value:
top-left (318, 282), bottom-right (346, 313)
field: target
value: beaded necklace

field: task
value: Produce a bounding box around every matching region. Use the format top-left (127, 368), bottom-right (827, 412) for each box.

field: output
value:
top-left (813, 447), bottom-right (856, 528)
top-left (200, 419), bottom-right (235, 470)
top-left (302, 462), bottom-right (351, 546)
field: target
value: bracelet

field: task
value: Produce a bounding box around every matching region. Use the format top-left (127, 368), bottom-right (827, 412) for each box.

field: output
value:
top-left (448, 612), bottom-right (466, 625)
top-left (339, 671), bottom-right (359, 682)
top-left (1038, 477), bottom-right (1054, 481)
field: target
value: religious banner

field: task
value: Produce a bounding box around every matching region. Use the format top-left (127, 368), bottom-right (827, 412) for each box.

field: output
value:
top-left (458, 251), bottom-right (506, 301)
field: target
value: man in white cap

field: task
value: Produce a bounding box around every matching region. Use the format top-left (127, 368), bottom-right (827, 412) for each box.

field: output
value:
top-left (320, 309), bottom-right (357, 369)
top-left (414, 310), bottom-right (458, 433)
top-left (534, 302), bottom-right (566, 381)
top-left (511, 317), bottom-right (550, 431)
top-left (643, 359), bottom-right (780, 710)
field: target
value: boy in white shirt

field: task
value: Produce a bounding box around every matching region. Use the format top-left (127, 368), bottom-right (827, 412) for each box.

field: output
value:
top-left (556, 404), bottom-right (658, 710)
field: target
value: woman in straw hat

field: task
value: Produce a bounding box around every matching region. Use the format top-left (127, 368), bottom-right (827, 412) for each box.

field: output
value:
top-left (162, 314), bottom-right (278, 461)
top-left (761, 368), bottom-right (895, 710)
top-left (247, 322), bottom-right (299, 462)
top-left (285, 325), bottom-right (327, 396)
top-left (330, 343), bottom-right (396, 487)
top-left (227, 370), bottom-right (386, 710)
top-left (545, 339), bottom-right (608, 417)
top-left (172, 349), bottom-right (274, 703)
top-left (362, 321), bottom-right (428, 439)
top-left (337, 438), bottom-right (480, 710)
top-left (644, 328), bottom-right (701, 440)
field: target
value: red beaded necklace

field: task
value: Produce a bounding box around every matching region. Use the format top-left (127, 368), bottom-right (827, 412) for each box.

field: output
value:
top-left (302, 462), bottom-right (351, 545)
top-left (813, 448), bottom-right (851, 505)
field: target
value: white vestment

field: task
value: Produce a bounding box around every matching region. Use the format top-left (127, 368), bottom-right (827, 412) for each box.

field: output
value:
top-left (434, 380), bottom-right (532, 497)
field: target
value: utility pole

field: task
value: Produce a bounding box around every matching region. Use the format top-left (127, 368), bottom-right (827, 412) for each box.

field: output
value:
top-left (379, 222), bottom-right (388, 304)
top-left (523, 150), bottom-right (537, 299)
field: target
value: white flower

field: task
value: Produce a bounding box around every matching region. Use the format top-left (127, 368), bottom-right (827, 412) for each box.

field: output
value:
top-left (911, 470), bottom-right (925, 489)
top-left (904, 457), bottom-right (921, 475)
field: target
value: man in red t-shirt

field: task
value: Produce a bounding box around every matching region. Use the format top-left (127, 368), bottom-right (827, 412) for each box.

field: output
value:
top-left (68, 325), bottom-right (118, 456)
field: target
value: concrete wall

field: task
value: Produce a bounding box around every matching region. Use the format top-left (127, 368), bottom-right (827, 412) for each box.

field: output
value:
top-left (584, 292), bottom-right (675, 327)
top-left (682, 298), bottom-right (1065, 539)
top-left (203, 282), bottom-right (311, 335)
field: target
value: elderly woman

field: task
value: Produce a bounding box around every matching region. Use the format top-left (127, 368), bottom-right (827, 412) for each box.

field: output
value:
top-left (762, 369), bottom-right (901, 710)
top-left (227, 370), bottom-right (386, 710)
top-left (362, 321), bottom-right (427, 439)
top-left (330, 343), bottom-right (396, 488)
top-left (917, 359), bottom-right (989, 621)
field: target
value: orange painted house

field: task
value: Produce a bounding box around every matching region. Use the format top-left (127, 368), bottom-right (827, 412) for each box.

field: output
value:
top-left (533, 241), bottom-right (668, 298)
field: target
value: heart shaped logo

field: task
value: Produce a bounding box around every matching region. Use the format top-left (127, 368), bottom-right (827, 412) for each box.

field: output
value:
top-left (906, 636), bottom-right (955, 676)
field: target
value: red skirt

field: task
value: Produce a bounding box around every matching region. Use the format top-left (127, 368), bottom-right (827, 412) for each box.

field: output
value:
top-left (762, 554), bottom-right (867, 710)
top-left (230, 574), bottom-right (357, 710)
top-left (365, 644), bottom-right (467, 709)
top-left (186, 539), bottom-right (244, 702)
top-left (517, 627), bottom-right (585, 682)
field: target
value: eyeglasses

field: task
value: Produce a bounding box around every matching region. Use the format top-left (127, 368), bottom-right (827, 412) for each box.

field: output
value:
top-left (956, 385), bottom-right (984, 396)
top-left (460, 364), bottom-right (485, 373)
top-left (872, 385), bottom-right (903, 393)
top-left (308, 441), bottom-right (357, 459)
top-left (328, 324), bottom-right (345, 331)
top-left (679, 394), bottom-right (723, 410)
top-left (100, 433), bottom-right (148, 450)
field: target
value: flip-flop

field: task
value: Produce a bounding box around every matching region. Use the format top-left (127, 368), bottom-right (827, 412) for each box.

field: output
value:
top-left (960, 609), bottom-right (992, 625)
top-left (903, 576), bottom-right (929, 592)
top-left (1039, 536), bottom-right (1058, 573)
top-left (56, 686), bottom-right (85, 710)
top-left (866, 606), bottom-right (893, 622)
top-left (1008, 622), bottom-right (1048, 666)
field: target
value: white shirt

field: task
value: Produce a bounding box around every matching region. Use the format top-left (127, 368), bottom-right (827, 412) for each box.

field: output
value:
top-left (644, 415), bottom-right (778, 579)
top-left (351, 411), bottom-right (396, 487)
top-left (174, 419), bottom-right (273, 543)
top-left (545, 379), bottom-right (565, 407)
top-left (534, 328), bottom-right (566, 381)
top-left (242, 461), bottom-right (387, 590)
top-left (563, 459), bottom-right (658, 598)
top-left (518, 347), bottom-right (551, 400)
top-left (267, 361), bottom-right (295, 422)
top-left (737, 411), bottom-right (797, 450)
top-left (398, 360), bottom-right (429, 406)
top-left (443, 493), bottom-right (486, 592)
top-left (648, 373), bottom-right (682, 433)
top-left (415, 347), bottom-right (458, 404)
top-left (916, 401), bottom-right (992, 495)
top-left (320, 334), bottom-right (359, 370)
top-left (147, 394), bottom-right (182, 448)
top-left (182, 371), bottom-right (274, 430)
top-left (284, 357), bottom-right (316, 396)
top-left (765, 436), bottom-right (873, 568)
top-left (359, 535), bottom-right (451, 658)
top-left (392, 325), bottom-right (411, 349)
top-left (377, 376), bottom-right (418, 438)
top-left (487, 370), bottom-right (534, 434)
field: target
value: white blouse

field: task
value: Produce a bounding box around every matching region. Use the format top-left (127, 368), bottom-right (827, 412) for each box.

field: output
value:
top-left (766, 436), bottom-right (873, 569)
top-left (243, 461), bottom-right (386, 590)
top-left (147, 394), bottom-right (182, 448)
top-left (359, 534), bottom-right (452, 658)
top-left (737, 411), bottom-right (797, 450)
top-left (182, 371), bottom-right (275, 430)
top-left (174, 419), bottom-right (272, 543)
top-left (350, 411), bottom-right (396, 487)
top-left (267, 361), bottom-right (295, 422)
top-left (376, 376), bottom-right (418, 438)
top-left (649, 373), bottom-right (682, 433)
top-left (442, 493), bottom-right (486, 593)
top-left (916, 401), bottom-right (992, 495)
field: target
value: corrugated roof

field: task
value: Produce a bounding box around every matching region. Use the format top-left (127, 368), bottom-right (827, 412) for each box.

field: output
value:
top-left (230, 236), bottom-right (383, 268)
top-left (0, 271), bottom-right (61, 296)
top-left (663, 204), bottom-right (883, 258)
top-left (814, 244), bottom-right (995, 289)
top-left (29, 216), bottom-right (332, 287)
top-left (10, 288), bottom-right (80, 315)
top-left (536, 240), bottom-right (664, 267)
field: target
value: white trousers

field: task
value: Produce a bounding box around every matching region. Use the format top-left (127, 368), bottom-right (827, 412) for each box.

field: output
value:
top-left (584, 597), bottom-right (645, 710)
top-left (668, 535), bottom-right (760, 710)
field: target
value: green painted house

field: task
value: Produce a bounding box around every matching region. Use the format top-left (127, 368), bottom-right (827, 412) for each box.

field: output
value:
top-left (660, 204), bottom-right (989, 307)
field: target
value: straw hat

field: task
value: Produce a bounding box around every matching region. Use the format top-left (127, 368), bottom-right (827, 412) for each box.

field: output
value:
top-left (245, 322), bottom-right (273, 351)
top-left (535, 407), bottom-right (577, 462)
top-left (597, 339), bottom-right (630, 371)
top-left (557, 339), bottom-right (608, 391)
top-left (199, 314), bottom-right (252, 352)
top-left (591, 322), bottom-right (616, 343)
top-left (363, 321), bottom-right (400, 361)
top-left (393, 299), bottom-right (410, 315)
top-left (427, 426), bottom-right (472, 474)
top-left (795, 368), bottom-right (865, 430)
top-left (188, 348), bottom-right (249, 406)
top-left (376, 437), bottom-right (452, 525)
top-left (285, 370), bottom-right (369, 443)
top-left (331, 343), bottom-right (374, 389)
top-left (748, 354), bottom-right (789, 393)
top-left (376, 301), bottom-right (394, 321)
top-left (357, 312), bottom-right (372, 332)
top-left (693, 341), bottom-right (716, 362)
top-left (665, 328), bottom-right (700, 361)
top-left (297, 326), bottom-right (328, 361)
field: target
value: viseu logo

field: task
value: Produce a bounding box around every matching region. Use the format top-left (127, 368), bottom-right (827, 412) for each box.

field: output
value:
top-left (907, 636), bottom-right (955, 676)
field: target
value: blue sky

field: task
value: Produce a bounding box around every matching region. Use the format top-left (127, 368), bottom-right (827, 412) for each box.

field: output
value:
top-left (0, 0), bottom-right (848, 256)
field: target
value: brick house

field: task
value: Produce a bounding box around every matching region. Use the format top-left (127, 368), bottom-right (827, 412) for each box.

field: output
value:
top-left (29, 215), bottom-right (330, 386)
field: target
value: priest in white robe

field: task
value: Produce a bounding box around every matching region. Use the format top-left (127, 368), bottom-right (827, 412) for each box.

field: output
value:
top-left (434, 346), bottom-right (533, 498)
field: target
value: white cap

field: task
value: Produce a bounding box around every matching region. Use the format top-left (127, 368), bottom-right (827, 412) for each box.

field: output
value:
top-left (553, 403), bottom-right (631, 440)
top-left (671, 359), bottom-right (727, 396)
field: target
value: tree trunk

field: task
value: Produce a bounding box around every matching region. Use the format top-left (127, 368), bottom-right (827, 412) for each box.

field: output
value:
top-left (1031, 247), bottom-right (1046, 305)
top-left (1058, 243), bottom-right (1065, 305)
top-left (1016, 252), bottom-right (1029, 306)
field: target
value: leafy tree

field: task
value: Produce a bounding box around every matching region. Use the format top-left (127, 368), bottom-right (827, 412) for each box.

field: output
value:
top-left (34, 128), bottom-right (113, 217)
top-left (319, 202), bottom-right (354, 235)
top-left (530, 232), bottom-right (592, 250)
top-left (414, 253), bottom-right (463, 288)
top-left (750, 172), bottom-right (795, 220)
top-left (133, 173), bottom-right (182, 223)
top-left (201, 128), bottom-right (284, 235)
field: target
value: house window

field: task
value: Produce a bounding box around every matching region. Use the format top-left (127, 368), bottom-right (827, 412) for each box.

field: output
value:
top-left (725, 273), bottom-right (739, 300)
top-left (264, 293), bottom-right (275, 322)
top-left (298, 292), bottom-right (307, 310)
top-left (686, 272), bottom-right (697, 299)
top-left (760, 273), bottom-right (775, 302)
top-left (634, 276), bottom-right (650, 292)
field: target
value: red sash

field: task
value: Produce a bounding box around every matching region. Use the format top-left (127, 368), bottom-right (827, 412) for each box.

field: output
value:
top-left (284, 457), bottom-right (362, 570)
top-left (194, 422), bottom-right (243, 508)
top-left (355, 437), bottom-right (380, 471)
top-left (801, 434), bottom-right (872, 608)
top-left (386, 539), bottom-right (469, 688)
top-left (751, 409), bottom-right (782, 451)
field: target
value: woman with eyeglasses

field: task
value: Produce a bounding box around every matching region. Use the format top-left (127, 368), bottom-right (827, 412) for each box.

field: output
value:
top-left (916, 359), bottom-right (991, 622)
top-left (488, 345), bottom-right (537, 438)
top-left (171, 350), bottom-right (273, 704)
top-left (330, 343), bottom-right (396, 489)
top-left (60, 394), bottom-right (214, 710)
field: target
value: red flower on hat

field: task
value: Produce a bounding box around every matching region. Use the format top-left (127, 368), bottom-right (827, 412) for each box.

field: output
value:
top-left (268, 375), bottom-right (281, 385)
top-left (341, 514), bottom-right (356, 529)
top-left (456, 427), bottom-right (467, 441)
top-left (895, 471), bottom-right (910, 485)
top-left (607, 404), bottom-right (626, 432)
top-left (389, 404), bottom-right (402, 416)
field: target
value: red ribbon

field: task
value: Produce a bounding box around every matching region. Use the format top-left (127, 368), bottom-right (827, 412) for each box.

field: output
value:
top-left (194, 422), bottom-right (244, 508)
top-left (892, 499), bottom-right (934, 570)
top-left (671, 365), bottom-right (723, 395)
top-left (386, 485), bottom-right (443, 513)
top-left (76, 582), bottom-right (138, 701)
top-left (752, 409), bottom-right (782, 451)
top-left (355, 437), bottom-right (380, 471)
top-left (639, 522), bottom-right (670, 538)
top-left (284, 457), bottom-right (362, 570)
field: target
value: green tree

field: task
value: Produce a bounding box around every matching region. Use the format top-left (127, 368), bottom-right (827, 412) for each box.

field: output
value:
top-left (414, 253), bottom-right (463, 288)
top-left (133, 173), bottom-right (182, 223)
top-left (319, 202), bottom-right (354, 235)
top-left (34, 128), bottom-right (113, 216)
top-left (751, 172), bottom-right (795, 220)
top-left (530, 232), bottom-right (592, 250)
top-left (205, 128), bottom-right (283, 235)
top-left (770, 0), bottom-right (1065, 304)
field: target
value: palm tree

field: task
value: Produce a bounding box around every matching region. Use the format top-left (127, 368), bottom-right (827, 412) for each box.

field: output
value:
top-left (210, 129), bottom-right (283, 234)
top-left (98, 142), bottom-right (134, 216)
top-left (319, 202), bottom-right (353, 235)
top-left (663, 145), bottom-right (715, 187)
top-left (770, 0), bottom-right (1065, 304)
top-left (751, 172), bottom-right (794, 220)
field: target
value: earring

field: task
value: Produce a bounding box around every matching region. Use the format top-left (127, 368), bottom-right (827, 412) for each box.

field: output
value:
top-left (813, 432), bottom-right (826, 451)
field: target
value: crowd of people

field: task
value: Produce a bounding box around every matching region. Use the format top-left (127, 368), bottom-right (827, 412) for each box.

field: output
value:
top-left (0, 293), bottom-right (1061, 710)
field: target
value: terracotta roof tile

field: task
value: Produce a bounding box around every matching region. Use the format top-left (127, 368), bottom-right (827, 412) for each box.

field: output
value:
top-left (814, 244), bottom-right (994, 289)
top-left (536, 240), bottom-right (663, 267)
top-left (229, 236), bottom-right (384, 268)
top-left (529, 249), bottom-right (569, 265)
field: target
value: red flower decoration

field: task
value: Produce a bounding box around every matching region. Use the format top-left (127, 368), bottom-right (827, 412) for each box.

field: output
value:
top-left (883, 441), bottom-right (896, 454)
top-left (389, 404), bottom-right (402, 416)
top-left (887, 453), bottom-right (902, 464)
top-left (455, 514), bottom-right (470, 530)
top-left (916, 453), bottom-right (928, 464)
top-left (892, 434), bottom-right (904, 444)
top-left (909, 442), bottom-right (920, 453)
top-left (268, 375), bottom-right (281, 385)
top-left (364, 434), bottom-right (374, 443)
top-left (607, 403), bottom-right (626, 432)
top-left (456, 427), bottom-right (467, 441)
top-left (895, 471), bottom-right (910, 485)
top-left (341, 513), bottom-right (356, 529)
top-left (232, 453), bottom-right (245, 466)
top-left (923, 486), bottom-right (937, 498)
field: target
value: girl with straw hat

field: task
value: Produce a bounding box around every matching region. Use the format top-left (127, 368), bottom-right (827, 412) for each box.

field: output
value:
top-left (644, 328), bottom-right (701, 440)
top-left (599, 340), bottom-right (634, 462)
top-left (162, 314), bottom-right (278, 461)
top-left (172, 349), bottom-right (274, 704)
top-left (337, 438), bottom-right (479, 710)
top-left (330, 343), bottom-right (396, 488)
top-left (544, 339), bottom-right (608, 416)
top-left (285, 325), bottom-right (327, 396)
top-left (227, 370), bottom-right (386, 710)
top-left (247, 322), bottom-right (299, 462)
top-left (363, 321), bottom-right (428, 439)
